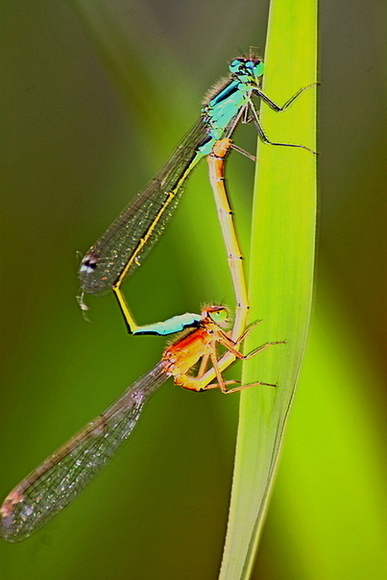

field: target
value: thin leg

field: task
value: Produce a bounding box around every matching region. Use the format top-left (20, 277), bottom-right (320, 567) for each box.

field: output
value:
top-left (200, 338), bottom-right (282, 393)
top-left (180, 377), bottom-right (239, 392)
top-left (197, 352), bottom-right (210, 378)
top-left (219, 379), bottom-right (277, 394)
top-left (254, 83), bottom-right (318, 113)
top-left (177, 336), bottom-right (284, 393)
top-left (249, 101), bottom-right (317, 154)
top-left (218, 336), bottom-right (286, 362)
top-left (246, 82), bottom-right (318, 154)
top-left (242, 340), bottom-right (286, 360)
top-left (209, 349), bottom-right (227, 391)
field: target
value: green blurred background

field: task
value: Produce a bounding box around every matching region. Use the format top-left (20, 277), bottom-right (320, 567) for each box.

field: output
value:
top-left (1, 1), bottom-right (386, 579)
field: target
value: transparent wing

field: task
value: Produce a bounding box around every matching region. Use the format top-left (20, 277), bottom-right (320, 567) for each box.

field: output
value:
top-left (0, 363), bottom-right (168, 543)
top-left (78, 117), bottom-right (209, 295)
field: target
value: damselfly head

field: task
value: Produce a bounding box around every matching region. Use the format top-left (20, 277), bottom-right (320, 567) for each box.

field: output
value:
top-left (202, 305), bottom-right (230, 328)
top-left (229, 57), bottom-right (264, 81)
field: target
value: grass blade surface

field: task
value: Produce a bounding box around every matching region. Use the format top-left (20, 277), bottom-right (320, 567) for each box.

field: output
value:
top-left (219, 0), bottom-right (318, 577)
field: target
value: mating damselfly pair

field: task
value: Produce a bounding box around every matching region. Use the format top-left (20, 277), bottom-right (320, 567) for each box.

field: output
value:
top-left (0, 54), bottom-right (315, 542)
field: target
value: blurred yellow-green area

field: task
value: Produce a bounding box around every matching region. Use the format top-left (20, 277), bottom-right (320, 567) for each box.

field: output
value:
top-left (0, 1), bottom-right (386, 579)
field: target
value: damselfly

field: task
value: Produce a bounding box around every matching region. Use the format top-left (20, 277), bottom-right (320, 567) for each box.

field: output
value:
top-left (0, 306), bottom-right (283, 542)
top-left (79, 56), bottom-right (315, 335)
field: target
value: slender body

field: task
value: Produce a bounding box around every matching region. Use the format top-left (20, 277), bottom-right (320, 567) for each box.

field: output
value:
top-left (207, 138), bottom-right (249, 341)
top-left (0, 306), bottom-right (283, 543)
top-left (79, 56), bottom-right (314, 335)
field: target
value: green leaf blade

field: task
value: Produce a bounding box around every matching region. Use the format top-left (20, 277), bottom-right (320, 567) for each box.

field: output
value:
top-left (219, 0), bottom-right (318, 577)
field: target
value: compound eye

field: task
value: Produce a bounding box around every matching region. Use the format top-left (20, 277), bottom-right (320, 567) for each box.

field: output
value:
top-left (229, 58), bottom-right (246, 75)
top-left (251, 60), bottom-right (264, 77)
top-left (207, 306), bottom-right (229, 328)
